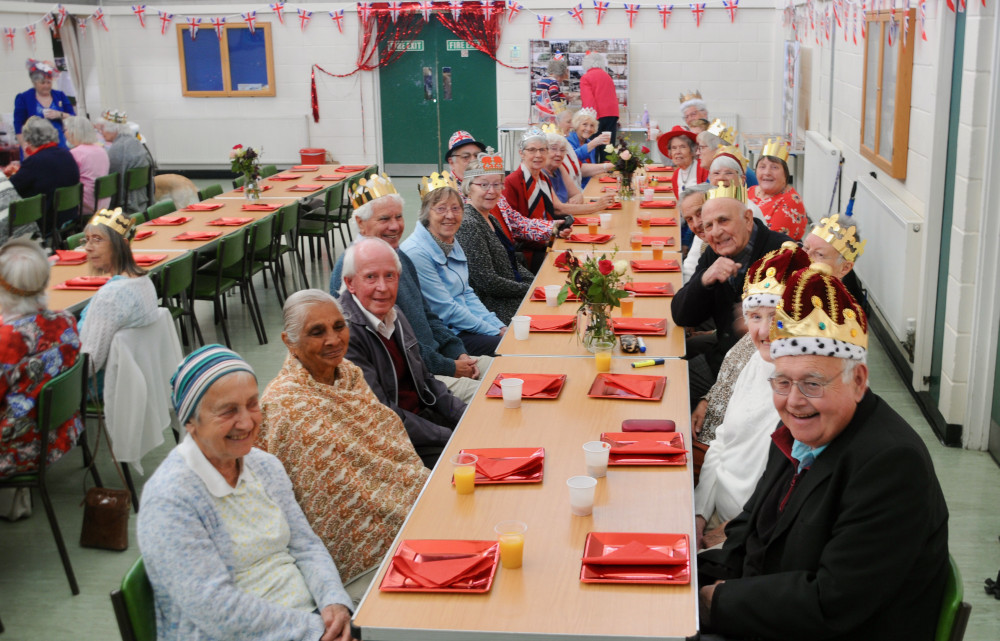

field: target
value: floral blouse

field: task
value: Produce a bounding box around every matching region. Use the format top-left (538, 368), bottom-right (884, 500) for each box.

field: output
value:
top-left (748, 185), bottom-right (808, 241)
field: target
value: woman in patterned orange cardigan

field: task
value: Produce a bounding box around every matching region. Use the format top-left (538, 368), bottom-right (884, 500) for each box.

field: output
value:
top-left (257, 289), bottom-right (429, 603)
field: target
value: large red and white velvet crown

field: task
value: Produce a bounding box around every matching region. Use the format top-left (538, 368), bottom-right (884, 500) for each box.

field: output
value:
top-left (742, 242), bottom-right (811, 311)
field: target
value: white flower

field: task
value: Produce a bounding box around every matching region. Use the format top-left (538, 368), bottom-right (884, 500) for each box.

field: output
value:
top-left (614, 260), bottom-right (629, 275)
top-left (604, 144), bottom-right (615, 153)
top-left (620, 150), bottom-right (632, 161)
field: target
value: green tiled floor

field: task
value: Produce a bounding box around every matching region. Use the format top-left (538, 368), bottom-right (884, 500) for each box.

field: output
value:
top-left (1, 180), bottom-right (998, 639)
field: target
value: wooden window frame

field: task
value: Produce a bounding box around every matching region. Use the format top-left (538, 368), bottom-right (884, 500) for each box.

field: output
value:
top-left (177, 22), bottom-right (276, 97)
top-left (859, 9), bottom-right (915, 179)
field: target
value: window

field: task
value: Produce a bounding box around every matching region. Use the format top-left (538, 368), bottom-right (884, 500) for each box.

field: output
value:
top-left (860, 9), bottom-right (914, 179)
top-left (176, 22), bottom-right (275, 97)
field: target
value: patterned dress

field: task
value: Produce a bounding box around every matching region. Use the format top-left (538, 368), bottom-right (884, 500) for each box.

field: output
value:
top-left (748, 185), bottom-right (808, 241)
top-left (1, 310), bottom-right (82, 477)
top-left (258, 355), bottom-right (429, 582)
top-left (698, 333), bottom-right (757, 445)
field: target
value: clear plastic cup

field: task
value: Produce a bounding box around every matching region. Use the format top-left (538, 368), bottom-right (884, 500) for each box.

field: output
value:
top-left (567, 475), bottom-right (598, 516)
top-left (583, 441), bottom-right (612, 478)
top-left (644, 188), bottom-right (655, 201)
top-left (495, 520), bottom-right (527, 569)
top-left (500, 378), bottom-right (523, 409)
top-left (599, 213), bottom-right (612, 228)
top-left (593, 341), bottom-right (614, 372)
top-left (651, 240), bottom-right (665, 260)
top-left (511, 315), bottom-right (531, 340)
top-left (544, 285), bottom-right (562, 307)
top-left (451, 453), bottom-right (478, 495)
top-left (630, 231), bottom-right (643, 251)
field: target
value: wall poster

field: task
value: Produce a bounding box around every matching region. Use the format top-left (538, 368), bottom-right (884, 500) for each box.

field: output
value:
top-left (528, 39), bottom-right (630, 123)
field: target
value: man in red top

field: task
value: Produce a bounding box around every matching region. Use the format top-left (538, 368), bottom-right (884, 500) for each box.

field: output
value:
top-left (579, 51), bottom-right (619, 162)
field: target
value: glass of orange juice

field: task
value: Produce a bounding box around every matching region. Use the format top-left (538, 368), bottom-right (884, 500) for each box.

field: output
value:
top-left (495, 520), bottom-right (527, 569)
top-left (638, 211), bottom-right (651, 233)
top-left (651, 240), bottom-right (665, 260)
top-left (587, 221), bottom-right (599, 235)
top-left (593, 341), bottom-right (614, 372)
top-left (620, 296), bottom-right (634, 317)
top-left (451, 453), bottom-right (478, 495)
top-left (630, 231), bottom-right (643, 251)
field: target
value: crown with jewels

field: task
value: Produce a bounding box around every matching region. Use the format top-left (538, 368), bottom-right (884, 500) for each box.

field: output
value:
top-left (576, 107), bottom-right (598, 120)
top-left (89, 207), bottom-right (135, 238)
top-left (810, 213), bottom-right (866, 262)
top-left (679, 89), bottom-right (703, 104)
top-left (705, 180), bottom-right (748, 205)
top-left (706, 118), bottom-right (737, 145)
top-left (713, 144), bottom-right (748, 172)
top-left (464, 147), bottom-right (505, 180)
top-left (418, 171), bottom-right (459, 197)
top-left (761, 137), bottom-right (790, 162)
top-left (101, 109), bottom-right (128, 124)
top-left (742, 242), bottom-right (811, 311)
top-left (349, 173), bottom-right (398, 210)
top-left (770, 262), bottom-right (868, 361)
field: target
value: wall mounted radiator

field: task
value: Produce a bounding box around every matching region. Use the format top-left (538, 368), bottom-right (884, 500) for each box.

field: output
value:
top-left (802, 130), bottom-right (841, 222)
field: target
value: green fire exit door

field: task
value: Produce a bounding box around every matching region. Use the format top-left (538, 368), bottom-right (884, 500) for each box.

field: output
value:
top-left (379, 20), bottom-right (498, 176)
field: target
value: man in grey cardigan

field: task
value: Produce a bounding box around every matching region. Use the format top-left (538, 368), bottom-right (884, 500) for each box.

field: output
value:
top-left (338, 238), bottom-right (467, 468)
top-left (328, 189), bottom-right (484, 402)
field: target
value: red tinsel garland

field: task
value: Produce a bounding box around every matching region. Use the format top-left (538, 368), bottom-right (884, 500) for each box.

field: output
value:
top-left (434, 3), bottom-right (527, 70)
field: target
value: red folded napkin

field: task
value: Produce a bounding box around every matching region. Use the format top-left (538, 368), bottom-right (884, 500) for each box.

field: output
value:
top-left (476, 456), bottom-right (542, 481)
top-left (499, 373), bottom-right (564, 397)
top-left (133, 254), bottom-right (167, 266)
top-left (290, 165), bottom-right (319, 171)
top-left (241, 203), bottom-right (281, 212)
top-left (267, 173), bottom-right (300, 181)
top-left (641, 236), bottom-right (675, 246)
top-left (624, 282), bottom-right (675, 296)
top-left (133, 230), bottom-right (155, 240)
top-left (392, 554), bottom-right (488, 588)
top-left (528, 315), bottom-right (576, 331)
top-left (603, 202), bottom-right (622, 210)
top-left (601, 374), bottom-right (656, 398)
top-left (335, 165), bottom-right (369, 172)
top-left (531, 287), bottom-right (577, 302)
top-left (612, 318), bottom-right (667, 334)
top-left (571, 217), bottom-right (601, 226)
top-left (567, 233), bottom-right (613, 244)
top-left (598, 175), bottom-right (618, 183)
top-left (54, 276), bottom-right (109, 290)
top-left (640, 201), bottom-right (674, 209)
top-left (173, 231), bottom-right (223, 241)
top-left (287, 184), bottom-right (323, 192)
top-left (236, 184), bottom-right (272, 192)
top-left (148, 216), bottom-right (192, 226)
top-left (612, 441), bottom-right (688, 455)
top-left (184, 203), bottom-right (224, 211)
top-left (652, 185), bottom-right (674, 193)
top-left (630, 259), bottom-right (680, 272)
top-left (54, 250), bottom-right (87, 264)
top-left (316, 174), bottom-right (348, 181)
top-left (601, 187), bottom-right (618, 193)
top-left (645, 165), bottom-right (672, 172)
top-left (207, 217), bottom-right (254, 226)
top-left (650, 217), bottom-right (677, 226)
top-left (582, 541), bottom-right (686, 565)
top-left (621, 419), bottom-right (677, 432)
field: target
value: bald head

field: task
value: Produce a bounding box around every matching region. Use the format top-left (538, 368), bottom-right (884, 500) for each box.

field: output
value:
top-left (342, 237), bottom-right (402, 319)
top-left (701, 198), bottom-right (754, 257)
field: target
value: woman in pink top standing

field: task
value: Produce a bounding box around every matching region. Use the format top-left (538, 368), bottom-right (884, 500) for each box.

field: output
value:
top-left (579, 51), bottom-right (620, 162)
top-left (65, 116), bottom-right (110, 216)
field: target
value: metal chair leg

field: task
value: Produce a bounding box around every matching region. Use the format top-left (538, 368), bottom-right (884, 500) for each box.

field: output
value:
top-left (37, 484), bottom-right (79, 595)
top-left (120, 464), bottom-right (139, 513)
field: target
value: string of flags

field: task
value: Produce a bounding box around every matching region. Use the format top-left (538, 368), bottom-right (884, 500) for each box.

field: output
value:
top-left (0, 0), bottom-right (988, 52)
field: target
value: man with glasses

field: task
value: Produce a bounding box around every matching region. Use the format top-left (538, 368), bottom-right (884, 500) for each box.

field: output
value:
top-left (338, 238), bottom-right (466, 468)
top-left (696, 263), bottom-right (948, 641)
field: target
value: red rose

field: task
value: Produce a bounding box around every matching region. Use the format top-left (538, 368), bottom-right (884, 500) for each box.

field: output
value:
top-left (598, 259), bottom-right (614, 275)
top-left (233, 144), bottom-right (243, 150)
top-left (641, 145), bottom-right (650, 154)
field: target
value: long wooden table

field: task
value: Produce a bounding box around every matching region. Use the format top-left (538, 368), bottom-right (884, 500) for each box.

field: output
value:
top-left (353, 356), bottom-right (697, 641)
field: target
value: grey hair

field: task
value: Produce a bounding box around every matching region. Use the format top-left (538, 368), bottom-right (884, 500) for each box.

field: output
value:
top-left (547, 58), bottom-right (569, 76)
top-left (697, 131), bottom-right (724, 150)
top-left (680, 183), bottom-right (711, 205)
top-left (281, 289), bottom-right (341, 345)
top-left (0, 237), bottom-right (50, 316)
top-left (556, 111), bottom-right (573, 127)
top-left (22, 116), bottom-right (59, 148)
top-left (582, 51), bottom-right (607, 72)
top-left (99, 119), bottom-right (131, 139)
top-left (519, 130), bottom-right (547, 152)
top-left (418, 187), bottom-right (462, 225)
top-left (842, 356), bottom-right (868, 383)
top-left (667, 134), bottom-right (697, 154)
top-left (571, 109), bottom-right (598, 129)
top-left (680, 98), bottom-right (708, 115)
top-left (64, 115), bottom-right (98, 146)
top-left (354, 193), bottom-right (404, 223)
top-left (546, 132), bottom-right (570, 150)
top-left (341, 237), bottom-right (402, 285)
top-left (709, 154), bottom-right (745, 177)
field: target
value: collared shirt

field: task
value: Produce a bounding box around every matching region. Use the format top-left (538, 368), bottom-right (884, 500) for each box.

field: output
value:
top-left (791, 439), bottom-right (829, 473)
top-left (177, 435), bottom-right (248, 497)
top-left (351, 294), bottom-right (397, 340)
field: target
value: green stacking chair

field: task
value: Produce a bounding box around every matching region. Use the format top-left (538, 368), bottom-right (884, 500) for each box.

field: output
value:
top-left (935, 554), bottom-right (971, 641)
top-left (273, 203), bottom-right (309, 290)
top-left (7, 193), bottom-right (45, 238)
top-left (158, 252), bottom-right (204, 350)
top-left (260, 164), bottom-right (278, 178)
top-left (65, 232), bottom-right (85, 250)
top-left (232, 174), bottom-right (246, 189)
top-left (146, 200), bottom-right (176, 221)
top-left (192, 229), bottom-right (264, 348)
top-left (198, 184), bottom-right (223, 200)
top-left (95, 172), bottom-right (120, 210)
top-left (110, 557), bottom-right (156, 641)
top-left (124, 166), bottom-right (153, 213)
top-left (298, 184), bottom-right (343, 270)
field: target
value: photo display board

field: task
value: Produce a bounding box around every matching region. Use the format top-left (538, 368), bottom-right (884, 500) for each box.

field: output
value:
top-left (528, 39), bottom-right (630, 123)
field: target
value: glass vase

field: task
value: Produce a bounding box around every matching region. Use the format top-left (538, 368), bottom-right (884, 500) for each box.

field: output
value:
top-left (617, 172), bottom-right (635, 201)
top-left (578, 303), bottom-right (616, 353)
top-left (244, 177), bottom-right (262, 201)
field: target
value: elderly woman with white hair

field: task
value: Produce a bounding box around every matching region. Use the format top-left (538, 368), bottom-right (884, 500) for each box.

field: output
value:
top-left (9, 117), bottom-right (80, 231)
top-left (579, 51), bottom-right (619, 161)
top-left (96, 110), bottom-right (154, 213)
top-left (565, 109), bottom-right (613, 188)
top-left (258, 290), bottom-right (429, 601)
top-left (64, 116), bottom-right (110, 216)
top-left (138, 345), bottom-right (356, 640)
top-left (0, 238), bottom-right (83, 481)
top-left (13, 59), bottom-right (75, 153)
top-left (544, 132), bottom-right (616, 216)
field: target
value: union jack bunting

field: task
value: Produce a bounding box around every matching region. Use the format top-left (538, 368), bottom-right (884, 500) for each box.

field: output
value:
top-left (42, 14), bottom-right (55, 33)
top-left (624, 4), bottom-right (641, 28)
top-left (242, 11), bottom-right (258, 35)
top-left (419, 2), bottom-right (435, 21)
top-left (78, 18), bottom-right (87, 36)
top-left (690, 3), bottom-right (706, 27)
top-left (450, 1), bottom-right (464, 20)
top-left (903, 0), bottom-right (910, 46)
top-left (535, 88), bottom-right (555, 116)
top-left (507, 1), bottom-right (523, 23)
top-left (919, 0), bottom-right (928, 41)
top-left (93, 8), bottom-right (109, 31)
top-left (833, 0), bottom-right (841, 28)
top-left (387, 2), bottom-right (404, 23)
top-left (212, 17), bottom-right (226, 39)
top-left (25, 24), bottom-right (37, 46)
top-left (158, 12), bottom-right (174, 36)
top-left (3, 27), bottom-right (16, 50)
top-left (331, 9), bottom-right (346, 33)
top-left (186, 17), bottom-right (201, 39)
top-left (569, 4), bottom-right (585, 26)
top-left (593, 1), bottom-right (610, 25)
top-left (358, 2), bottom-right (374, 22)
top-left (482, 1), bottom-right (496, 21)
top-left (270, 3), bottom-right (286, 25)
top-left (860, 1), bottom-right (866, 38)
top-left (298, 8), bottom-right (313, 31)
top-left (887, 12), bottom-right (898, 46)
top-left (657, 4), bottom-right (674, 29)
top-left (56, 5), bottom-right (68, 29)
top-left (132, 5), bottom-right (148, 28)
top-left (723, 0), bottom-right (738, 23)
top-left (537, 14), bottom-right (553, 38)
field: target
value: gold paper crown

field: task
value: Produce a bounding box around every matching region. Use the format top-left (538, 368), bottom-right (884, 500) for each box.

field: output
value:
top-left (706, 119), bottom-right (737, 144)
top-left (101, 109), bottom-right (127, 124)
top-left (810, 213), bottom-right (866, 262)
top-left (761, 137), bottom-right (790, 163)
top-left (713, 144), bottom-right (748, 171)
top-left (418, 171), bottom-right (459, 197)
top-left (771, 263), bottom-right (868, 354)
top-left (89, 207), bottom-right (134, 238)
top-left (679, 90), bottom-right (703, 104)
top-left (349, 173), bottom-right (399, 209)
top-left (540, 123), bottom-right (560, 135)
top-left (705, 180), bottom-right (748, 205)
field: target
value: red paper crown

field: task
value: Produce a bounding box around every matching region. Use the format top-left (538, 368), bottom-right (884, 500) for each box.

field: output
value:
top-left (743, 242), bottom-right (811, 311)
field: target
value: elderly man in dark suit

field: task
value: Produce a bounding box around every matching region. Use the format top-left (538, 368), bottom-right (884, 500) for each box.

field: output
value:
top-left (697, 263), bottom-right (949, 640)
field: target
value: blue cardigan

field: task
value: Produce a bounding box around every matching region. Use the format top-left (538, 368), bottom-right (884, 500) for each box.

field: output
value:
top-left (400, 223), bottom-right (504, 336)
top-left (14, 88), bottom-right (74, 149)
top-left (137, 447), bottom-right (353, 641)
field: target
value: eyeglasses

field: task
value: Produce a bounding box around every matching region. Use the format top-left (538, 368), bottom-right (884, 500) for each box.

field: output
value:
top-left (471, 182), bottom-right (503, 192)
top-left (453, 153), bottom-right (476, 161)
top-left (83, 235), bottom-right (106, 246)
top-left (522, 147), bottom-right (548, 155)
top-left (768, 376), bottom-right (835, 398)
top-left (432, 205), bottom-right (464, 215)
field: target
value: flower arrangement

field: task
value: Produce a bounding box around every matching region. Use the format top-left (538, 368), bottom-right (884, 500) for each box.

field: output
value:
top-left (604, 140), bottom-right (651, 200)
top-left (230, 144), bottom-right (262, 198)
top-left (557, 249), bottom-right (631, 349)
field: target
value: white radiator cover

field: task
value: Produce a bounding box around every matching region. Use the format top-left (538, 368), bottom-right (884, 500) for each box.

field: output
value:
top-left (149, 116), bottom-right (310, 169)
top-left (852, 175), bottom-right (923, 343)
top-left (802, 130), bottom-right (842, 222)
